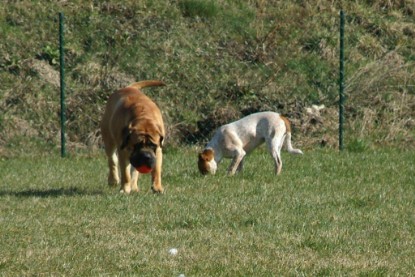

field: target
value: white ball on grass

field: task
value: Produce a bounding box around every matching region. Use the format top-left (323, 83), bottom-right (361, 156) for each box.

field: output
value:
top-left (168, 248), bottom-right (178, 255)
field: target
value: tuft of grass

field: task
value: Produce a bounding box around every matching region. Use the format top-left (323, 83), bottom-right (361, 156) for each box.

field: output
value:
top-left (346, 138), bottom-right (370, 152)
top-left (1, 148), bottom-right (415, 275)
top-left (178, 0), bottom-right (219, 18)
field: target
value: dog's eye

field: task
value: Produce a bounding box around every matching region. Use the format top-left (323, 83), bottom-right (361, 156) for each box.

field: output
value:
top-left (146, 142), bottom-right (158, 152)
top-left (132, 143), bottom-right (141, 151)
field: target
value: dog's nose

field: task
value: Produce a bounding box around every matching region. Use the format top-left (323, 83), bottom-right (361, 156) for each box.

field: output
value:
top-left (130, 151), bottom-right (154, 169)
top-left (141, 152), bottom-right (156, 168)
top-left (142, 152), bottom-right (152, 163)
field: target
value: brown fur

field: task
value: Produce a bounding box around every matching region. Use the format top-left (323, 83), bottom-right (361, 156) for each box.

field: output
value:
top-left (198, 149), bottom-right (215, 175)
top-left (280, 116), bottom-right (291, 133)
top-left (100, 80), bottom-right (165, 193)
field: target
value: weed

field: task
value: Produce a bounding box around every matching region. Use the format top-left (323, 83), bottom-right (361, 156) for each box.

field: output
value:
top-left (178, 0), bottom-right (219, 18)
top-left (346, 138), bottom-right (370, 152)
top-left (37, 45), bottom-right (60, 65)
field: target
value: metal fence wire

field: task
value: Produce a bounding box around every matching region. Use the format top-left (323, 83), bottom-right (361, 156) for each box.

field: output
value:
top-left (1, 2), bottom-right (414, 155)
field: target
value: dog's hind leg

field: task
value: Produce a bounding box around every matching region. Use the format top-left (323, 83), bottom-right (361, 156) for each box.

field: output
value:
top-left (274, 153), bottom-right (282, 175)
top-left (266, 137), bottom-right (283, 175)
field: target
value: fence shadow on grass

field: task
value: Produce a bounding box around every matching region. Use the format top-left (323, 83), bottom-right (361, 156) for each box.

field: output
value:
top-left (0, 187), bottom-right (104, 198)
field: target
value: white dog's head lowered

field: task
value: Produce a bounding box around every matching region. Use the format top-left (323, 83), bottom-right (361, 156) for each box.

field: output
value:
top-left (198, 148), bottom-right (217, 175)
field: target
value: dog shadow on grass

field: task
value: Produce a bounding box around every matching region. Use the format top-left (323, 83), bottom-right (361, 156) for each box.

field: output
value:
top-left (0, 187), bottom-right (104, 198)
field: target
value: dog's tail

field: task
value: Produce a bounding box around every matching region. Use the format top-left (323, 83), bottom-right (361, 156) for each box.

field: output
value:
top-left (281, 116), bottom-right (303, 155)
top-left (128, 80), bottom-right (165, 90)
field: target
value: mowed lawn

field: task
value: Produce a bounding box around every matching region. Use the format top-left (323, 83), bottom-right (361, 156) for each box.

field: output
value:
top-left (0, 147), bottom-right (414, 276)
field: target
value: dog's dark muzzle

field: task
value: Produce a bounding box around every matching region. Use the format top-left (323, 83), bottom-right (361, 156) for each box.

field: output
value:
top-left (130, 150), bottom-right (156, 169)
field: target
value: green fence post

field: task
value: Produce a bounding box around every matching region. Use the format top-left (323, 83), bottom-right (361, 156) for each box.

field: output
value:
top-left (339, 10), bottom-right (345, 151)
top-left (59, 12), bottom-right (66, 157)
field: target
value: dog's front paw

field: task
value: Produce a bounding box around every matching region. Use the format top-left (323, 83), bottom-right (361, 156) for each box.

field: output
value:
top-left (119, 184), bottom-right (132, 194)
top-left (108, 175), bottom-right (120, 187)
top-left (151, 186), bottom-right (164, 194)
top-left (119, 189), bottom-right (131, 194)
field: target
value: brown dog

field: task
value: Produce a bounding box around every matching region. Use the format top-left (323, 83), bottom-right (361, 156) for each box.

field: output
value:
top-left (100, 80), bottom-right (165, 193)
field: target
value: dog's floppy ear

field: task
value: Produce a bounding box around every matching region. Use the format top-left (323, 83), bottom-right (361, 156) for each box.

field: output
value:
top-left (155, 124), bottom-right (164, 148)
top-left (198, 152), bottom-right (204, 161)
top-left (159, 135), bottom-right (164, 148)
top-left (120, 126), bottom-right (131, 150)
top-left (199, 149), bottom-right (214, 161)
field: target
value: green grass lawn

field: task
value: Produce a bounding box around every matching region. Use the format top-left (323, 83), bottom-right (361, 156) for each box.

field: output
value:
top-left (0, 147), bottom-right (414, 276)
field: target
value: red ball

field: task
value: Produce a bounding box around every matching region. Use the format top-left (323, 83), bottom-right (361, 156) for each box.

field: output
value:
top-left (136, 165), bottom-right (152, 174)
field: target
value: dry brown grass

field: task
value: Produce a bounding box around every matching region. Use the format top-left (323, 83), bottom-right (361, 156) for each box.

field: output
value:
top-left (0, 0), bottom-right (414, 155)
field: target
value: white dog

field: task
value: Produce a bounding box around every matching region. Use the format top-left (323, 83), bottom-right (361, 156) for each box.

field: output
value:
top-left (198, 111), bottom-right (303, 175)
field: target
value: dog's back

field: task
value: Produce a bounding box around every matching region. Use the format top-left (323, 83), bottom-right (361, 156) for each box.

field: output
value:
top-left (224, 111), bottom-right (282, 138)
top-left (216, 111), bottom-right (302, 154)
